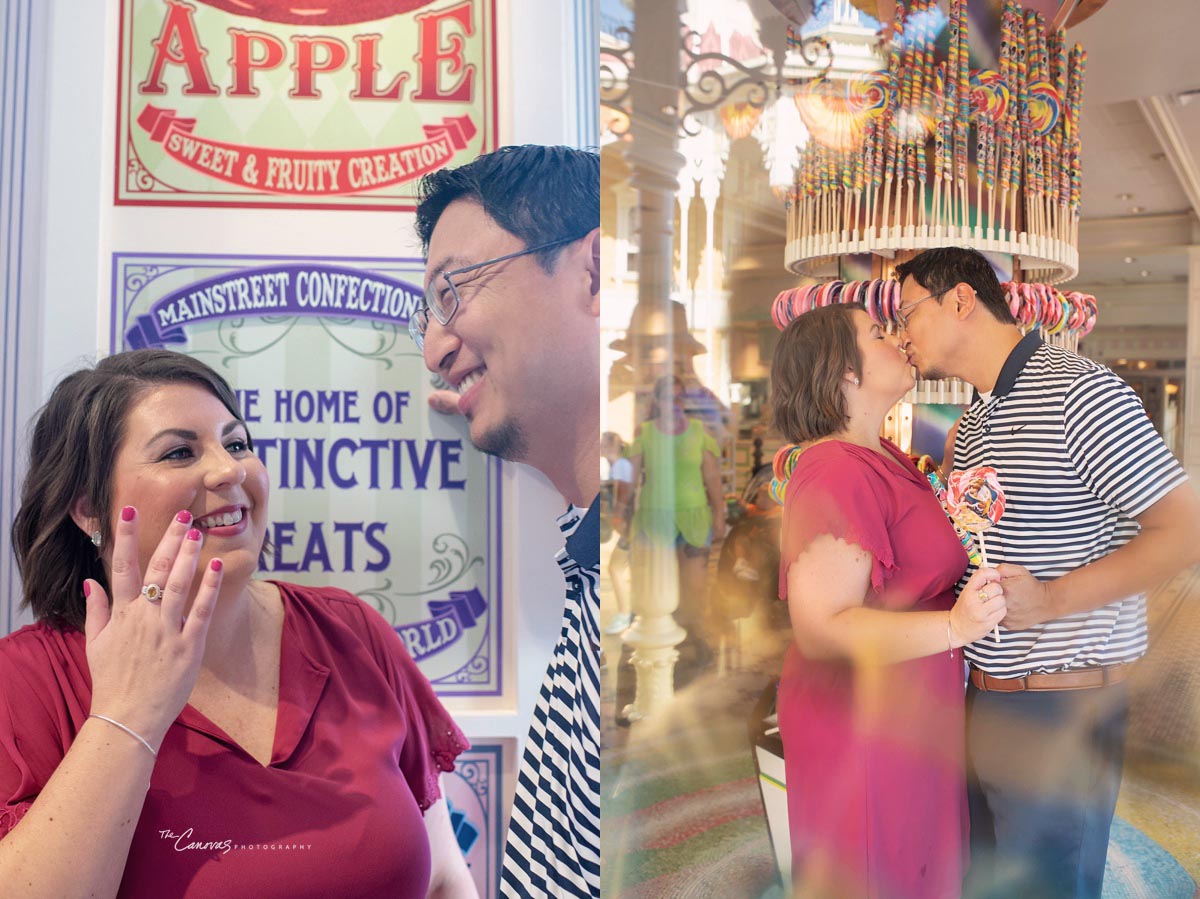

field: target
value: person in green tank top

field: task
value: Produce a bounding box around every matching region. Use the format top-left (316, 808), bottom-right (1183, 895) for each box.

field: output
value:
top-left (625, 376), bottom-right (726, 666)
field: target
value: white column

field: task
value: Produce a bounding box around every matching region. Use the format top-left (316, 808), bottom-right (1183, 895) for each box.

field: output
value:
top-left (564, 0), bottom-right (599, 147)
top-left (694, 147), bottom-right (733, 492)
top-left (0, 0), bottom-right (50, 635)
top-left (699, 171), bottom-right (722, 392)
top-left (1184, 246), bottom-right (1200, 481)
top-left (618, 0), bottom-right (687, 722)
top-left (678, 187), bottom-right (692, 308)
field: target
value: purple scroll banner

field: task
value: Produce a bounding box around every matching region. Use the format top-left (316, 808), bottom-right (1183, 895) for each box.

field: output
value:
top-left (397, 588), bottom-right (488, 663)
top-left (125, 263), bottom-right (425, 349)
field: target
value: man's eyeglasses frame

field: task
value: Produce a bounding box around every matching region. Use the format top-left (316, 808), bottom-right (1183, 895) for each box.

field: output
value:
top-left (895, 288), bottom-right (948, 331)
top-left (409, 234), bottom-right (588, 350)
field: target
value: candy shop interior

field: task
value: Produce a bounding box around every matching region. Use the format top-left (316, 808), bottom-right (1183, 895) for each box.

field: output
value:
top-left (600, 0), bottom-right (1200, 894)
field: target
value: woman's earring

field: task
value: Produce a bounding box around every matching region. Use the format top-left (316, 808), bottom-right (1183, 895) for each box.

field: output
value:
top-left (853, 377), bottom-right (861, 386)
top-left (91, 531), bottom-right (102, 548)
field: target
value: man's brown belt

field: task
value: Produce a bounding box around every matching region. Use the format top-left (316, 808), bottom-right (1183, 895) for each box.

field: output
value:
top-left (969, 663), bottom-right (1134, 693)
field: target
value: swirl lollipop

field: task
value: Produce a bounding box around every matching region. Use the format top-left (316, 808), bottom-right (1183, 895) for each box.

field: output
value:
top-left (970, 69), bottom-right (1011, 124)
top-left (1026, 81), bottom-right (1062, 137)
top-left (847, 72), bottom-right (891, 119)
top-left (946, 467), bottom-right (1005, 533)
top-left (795, 77), bottom-right (878, 151)
top-left (926, 468), bottom-right (983, 566)
top-left (946, 466), bottom-right (1007, 639)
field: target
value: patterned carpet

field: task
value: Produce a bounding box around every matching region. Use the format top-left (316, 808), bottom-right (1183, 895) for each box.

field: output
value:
top-left (1104, 818), bottom-right (1196, 899)
top-left (601, 615), bottom-right (1198, 898)
top-left (602, 662), bottom-right (780, 898)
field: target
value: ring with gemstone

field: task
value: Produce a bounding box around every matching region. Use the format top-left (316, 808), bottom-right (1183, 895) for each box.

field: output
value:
top-left (978, 588), bottom-right (989, 603)
top-left (141, 583), bottom-right (164, 603)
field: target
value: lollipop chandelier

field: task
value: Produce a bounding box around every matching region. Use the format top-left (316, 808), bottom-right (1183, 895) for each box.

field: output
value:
top-left (601, 0), bottom-right (1088, 284)
top-left (784, 0), bottom-right (1085, 283)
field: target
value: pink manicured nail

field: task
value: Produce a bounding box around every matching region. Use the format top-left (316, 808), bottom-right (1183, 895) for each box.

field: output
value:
top-left (121, 506), bottom-right (136, 521)
top-left (186, 528), bottom-right (202, 541)
top-left (210, 559), bottom-right (223, 572)
top-left (176, 510), bottom-right (193, 524)
top-left (83, 581), bottom-right (91, 598)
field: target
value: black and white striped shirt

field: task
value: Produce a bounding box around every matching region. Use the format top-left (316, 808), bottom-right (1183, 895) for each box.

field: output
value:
top-left (500, 500), bottom-right (601, 898)
top-left (954, 332), bottom-right (1188, 677)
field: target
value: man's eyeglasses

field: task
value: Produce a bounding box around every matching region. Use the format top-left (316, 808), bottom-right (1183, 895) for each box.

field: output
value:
top-left (409, 234), bottom-right (588, 350)
top-left (895, 289), bottom-right (946, 331)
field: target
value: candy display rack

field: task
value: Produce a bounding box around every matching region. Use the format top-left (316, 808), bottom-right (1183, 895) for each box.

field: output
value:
top-left (771, 0), bottom-right (1100, 417)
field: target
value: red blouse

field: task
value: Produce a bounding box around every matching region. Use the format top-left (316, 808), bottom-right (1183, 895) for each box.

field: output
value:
top-left (0, 582), bottom-right (468, 898)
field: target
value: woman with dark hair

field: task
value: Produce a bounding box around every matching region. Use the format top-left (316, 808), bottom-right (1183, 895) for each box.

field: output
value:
top-left (0, 350), bottom-right (476, 898)
top-left (625, 376), bottom-right (726, 665)
top-left (770, 304), bottom-right (1005, 898)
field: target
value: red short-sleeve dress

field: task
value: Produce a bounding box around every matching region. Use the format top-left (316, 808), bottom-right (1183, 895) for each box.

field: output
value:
top-left (776, 440), bottom-right (969, 898)
top-left (0, 582), bottom-right (468, 898)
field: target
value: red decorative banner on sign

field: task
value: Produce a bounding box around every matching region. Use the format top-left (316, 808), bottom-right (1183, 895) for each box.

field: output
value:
top-left (193, 0), bottom-right (440, 26)
top-left (137, 105), bottom-right (475, 195)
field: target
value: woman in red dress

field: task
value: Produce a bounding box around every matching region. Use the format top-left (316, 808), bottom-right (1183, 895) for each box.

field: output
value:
top-left (770, 304), bottom-right (1007, 898)
top-left (0, 350), bottom-right (475, 897)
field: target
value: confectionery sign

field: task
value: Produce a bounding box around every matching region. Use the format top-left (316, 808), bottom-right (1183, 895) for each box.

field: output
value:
top-left (116, 0), bottom-right (497, 208)
top-left (112, 251), bottom-right (504, 698)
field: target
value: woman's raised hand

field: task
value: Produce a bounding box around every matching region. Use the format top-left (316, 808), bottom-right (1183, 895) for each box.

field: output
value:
top-left (83, 507), bottom-right (223, 753)
top-left (948, 566), bottom-right (1007, 648)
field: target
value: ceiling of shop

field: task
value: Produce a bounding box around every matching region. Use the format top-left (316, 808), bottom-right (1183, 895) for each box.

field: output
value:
top-left (1078, 102), bottom-right (1188, 220)
top-left (1073, 249), bottom-right (1188, 287)
top-left (1065, 4), bottom-right (1199, 371)
top-left (1069, 0), bottom-right (1200, 107)
top-left (1070, 0), bottom-right (1200, 304)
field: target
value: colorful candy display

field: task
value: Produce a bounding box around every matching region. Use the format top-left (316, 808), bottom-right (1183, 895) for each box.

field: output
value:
top-left (772, 278), bottom-right (1098, 338)
top-left (784, 0), bottom-right (1087, 268)
top-left (771, 279), bottom-right (900, 330)
top-left (769, 443), bottom-right (806, 506)
top-left (1001, 281), bottom-right (1097, 337)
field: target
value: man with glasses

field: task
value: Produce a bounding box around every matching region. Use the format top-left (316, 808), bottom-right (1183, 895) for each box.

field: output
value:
top-left (413, 145), bottom-right (600, 899)
top-left (894, 246), bottom-right (1200, 898)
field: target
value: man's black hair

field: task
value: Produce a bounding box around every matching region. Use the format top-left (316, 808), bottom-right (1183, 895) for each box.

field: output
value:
top-left (415, 145), bottom-right (599, 272)
top-left (894, 247), bottom-right (1017, 324)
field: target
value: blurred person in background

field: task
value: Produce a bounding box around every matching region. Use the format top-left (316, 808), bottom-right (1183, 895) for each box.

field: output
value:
top-left (601, 432), bottom-right (634, 635)
top-left (624, 376), bottom-right (727, 669)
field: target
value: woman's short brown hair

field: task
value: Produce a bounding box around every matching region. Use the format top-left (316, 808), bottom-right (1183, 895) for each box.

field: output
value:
top-left (11, 350), bottom-right (249, 631)
top-left (770, 304), bottom-right (864, 443)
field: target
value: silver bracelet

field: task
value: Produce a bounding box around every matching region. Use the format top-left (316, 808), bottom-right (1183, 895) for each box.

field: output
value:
top-left (946, 613), bottom-right (955, 658)
top-left (89, 714), bottom-right (157, 758)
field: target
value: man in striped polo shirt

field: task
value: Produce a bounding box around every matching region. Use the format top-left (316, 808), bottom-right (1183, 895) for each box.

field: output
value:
top-left (895, 247), bottom-right (1200, 899)
top-left (414, 146), bottom-right (601, 898)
